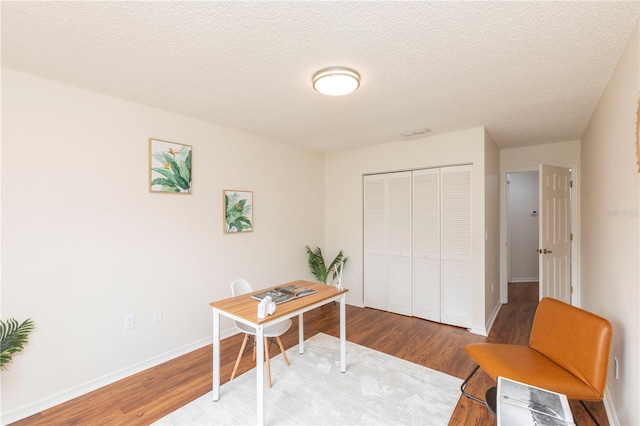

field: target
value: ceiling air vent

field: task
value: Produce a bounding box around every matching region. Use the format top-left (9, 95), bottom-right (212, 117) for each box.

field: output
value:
top-left (401, 128), bottom-right (431, 137)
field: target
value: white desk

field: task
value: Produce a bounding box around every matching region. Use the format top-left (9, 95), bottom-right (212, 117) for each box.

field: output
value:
top-left (210, 280), bottom-right (348, 425)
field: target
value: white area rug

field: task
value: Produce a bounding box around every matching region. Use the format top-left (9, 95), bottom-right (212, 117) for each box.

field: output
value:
top-left (154, 333), bottom-right (462, 425)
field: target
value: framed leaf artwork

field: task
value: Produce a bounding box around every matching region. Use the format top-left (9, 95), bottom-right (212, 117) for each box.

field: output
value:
top-left (224, 190), bottom-right (253, 233)
top-left (149, 138), bottom-right (192, 194)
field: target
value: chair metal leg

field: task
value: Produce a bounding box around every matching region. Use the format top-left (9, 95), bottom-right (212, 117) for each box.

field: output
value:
top-left (230, 334), bottom-right (249, 382)
top-left (460, 364), bottom-right (486, 404)
top-left (580, 400), bottom-right (601, 426)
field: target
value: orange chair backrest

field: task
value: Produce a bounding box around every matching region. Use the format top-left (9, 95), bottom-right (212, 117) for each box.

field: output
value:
top-left (529, 297), bottom-right (612, 399)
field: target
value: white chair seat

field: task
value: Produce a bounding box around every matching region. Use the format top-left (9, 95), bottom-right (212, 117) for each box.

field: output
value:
top-left (235, 319), bottom-right (293, 337)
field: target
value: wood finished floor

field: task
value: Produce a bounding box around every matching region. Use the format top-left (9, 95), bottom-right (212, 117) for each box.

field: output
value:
top-left (12, 283), bottom-right (608, 425)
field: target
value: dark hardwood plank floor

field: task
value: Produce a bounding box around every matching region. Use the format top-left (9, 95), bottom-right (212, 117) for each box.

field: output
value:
top-left (12, 283), bottom-right (608, 425)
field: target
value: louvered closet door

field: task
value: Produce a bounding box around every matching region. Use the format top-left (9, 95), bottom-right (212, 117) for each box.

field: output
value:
top-left (412, 168), bottom-right (441, 322)
top-left (364, 175), bottom-right (387, 311)
top-left (440, 165), bottom-right (472, 328)
top-left (386, 172), bottom-right (412, 316)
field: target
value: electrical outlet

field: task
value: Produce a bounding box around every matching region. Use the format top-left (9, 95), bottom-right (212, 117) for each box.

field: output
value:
top-left (124, 314), bottom-right (135, 330)
top-left (153, 307), bottom-right (162, 321)
top-left (613, 357), bottom-right (619, 380)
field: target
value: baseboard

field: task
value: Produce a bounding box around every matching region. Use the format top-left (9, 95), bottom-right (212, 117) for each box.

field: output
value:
top-left (509, 278), bottom-right (539, 283)
top-left (602, 387), bottom-right (619, 426)
top-left (485, 300), bottom-right (502, 335)
top-left (468, 326), bottom-right (488, 336)
top-left (2, 327), bottom-right (236, 425)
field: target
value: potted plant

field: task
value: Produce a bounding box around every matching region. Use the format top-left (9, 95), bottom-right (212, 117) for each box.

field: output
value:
top-left (1, 317), bottom-right (35, 370)
top-left (305, 246), bottom-right (348, 287)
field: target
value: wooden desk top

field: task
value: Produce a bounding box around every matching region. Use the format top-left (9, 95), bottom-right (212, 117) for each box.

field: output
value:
top-left (209, 280), bottom-right (348, 325)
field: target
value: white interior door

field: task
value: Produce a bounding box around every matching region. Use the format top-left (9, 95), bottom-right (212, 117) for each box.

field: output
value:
top-left (440, 165), bottom-right (472, 328)
top-left (364, 175), bottom-right (388, 311)
top-left (538, 164), bottom-right (571, 303)
top-left (413, 168), bottom-right (441, 321)
top-left (386, 172), bottom-right (412, 316)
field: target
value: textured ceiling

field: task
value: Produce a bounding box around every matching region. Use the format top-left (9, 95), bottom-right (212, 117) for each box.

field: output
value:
top-left (2, 1), bottom-right (639, 152)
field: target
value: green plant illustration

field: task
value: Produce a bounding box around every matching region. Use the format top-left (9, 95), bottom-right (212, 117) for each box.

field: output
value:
top-left (305, 246), bottom-right (348, 286)
top-left (1, 318), bottom-right (35, 371)
top-left (225, 192), bottom-right (253, 232)
top-left (151, 146), bottom-right (191, 193)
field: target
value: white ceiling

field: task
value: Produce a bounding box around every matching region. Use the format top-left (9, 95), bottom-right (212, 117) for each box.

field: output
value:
top-left (2, 1), bottom-right (639, 153)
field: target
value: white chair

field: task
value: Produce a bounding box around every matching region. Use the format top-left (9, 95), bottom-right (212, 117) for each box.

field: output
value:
top-left (229, 278), bottom-right (291, 388)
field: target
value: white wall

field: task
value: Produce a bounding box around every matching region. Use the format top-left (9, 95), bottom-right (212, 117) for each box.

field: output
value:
top-left (580, 21), bottom-right (639, 426)
top-left (324, 127), bottom-right (490, 333)
top-left (484, 130), bottom-right (501, 328)
top-left (0, 69), bottom-right (325, 422)
top-left (507, 171), bottom-right (539, 282)
top-left (499, 140), bottom-right (580, 303)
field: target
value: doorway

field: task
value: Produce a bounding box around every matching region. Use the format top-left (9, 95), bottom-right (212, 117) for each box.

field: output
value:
top-left (500, 165), bottom-right (579, 305)
top-left (506, 171), bottom-right (540, 285)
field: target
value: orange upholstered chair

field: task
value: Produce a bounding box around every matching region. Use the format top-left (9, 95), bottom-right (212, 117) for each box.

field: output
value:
top-left (461, 297), bottom-right (612, 425)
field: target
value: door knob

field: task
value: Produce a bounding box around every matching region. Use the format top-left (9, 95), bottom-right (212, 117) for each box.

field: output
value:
top-left (538, 249), bottom-right (553, 254)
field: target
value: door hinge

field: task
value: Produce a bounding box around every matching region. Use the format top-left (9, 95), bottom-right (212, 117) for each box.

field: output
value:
top-left (571, 286), bottom-right (574, 295)
top-left (570, 233), bottom-right (573, 241)
top-left (570, 180), bottom-right (573, 188)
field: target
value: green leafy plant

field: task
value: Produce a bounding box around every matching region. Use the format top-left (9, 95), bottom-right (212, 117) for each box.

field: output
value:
top-left (1, 318), bottom-right (35, 370)
top-left (151, 146), bottom-right (192, 193)
top-left (225, 192), bottom-right (253, 232)
top-left (305, 246), bottom-right (348, 286)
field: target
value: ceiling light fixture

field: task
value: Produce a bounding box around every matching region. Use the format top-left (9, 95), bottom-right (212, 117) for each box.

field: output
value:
top-left (312, 67), bottom-right (360, 96)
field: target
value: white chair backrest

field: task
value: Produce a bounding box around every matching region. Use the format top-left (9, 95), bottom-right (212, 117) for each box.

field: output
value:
top-left (231, 278), bottom-right (252, 296)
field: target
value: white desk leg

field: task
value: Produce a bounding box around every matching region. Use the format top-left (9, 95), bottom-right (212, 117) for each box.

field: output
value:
top-left (340, 294), bottom-right (346, 373)
top-left (213, 310), bottom-right (220, 401)
top-left (256, 325), bottom-right (264, 426)
top-left (298, 313), bottom-right (304, 354)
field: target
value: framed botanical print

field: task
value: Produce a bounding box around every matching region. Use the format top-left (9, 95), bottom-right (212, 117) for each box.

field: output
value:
top-left (149, 138), bottom-right (192, 194)
top-left (224, 190), bottom-right (253, 233)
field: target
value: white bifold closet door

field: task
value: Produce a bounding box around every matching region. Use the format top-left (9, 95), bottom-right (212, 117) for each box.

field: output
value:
top-left (412, 168), bottom-right (441, 322)
top-left (363, 171), bottom-right (412, 316)
top-left (439, 165), bottom-right (472, 328)
top-left (365, 165), bottom-right (472, 328)
top-left (363, 174), bottom-right (387, 312)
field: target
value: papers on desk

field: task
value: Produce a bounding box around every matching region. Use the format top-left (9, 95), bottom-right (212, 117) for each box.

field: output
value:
top-left (497, 376), bottom-right (575, 426)
top-left (251, 285), bottom-right (318, 304)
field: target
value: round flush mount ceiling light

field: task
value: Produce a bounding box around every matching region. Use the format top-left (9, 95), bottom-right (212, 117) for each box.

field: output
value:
top-left (312, 67), bottom-right (360, 96)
